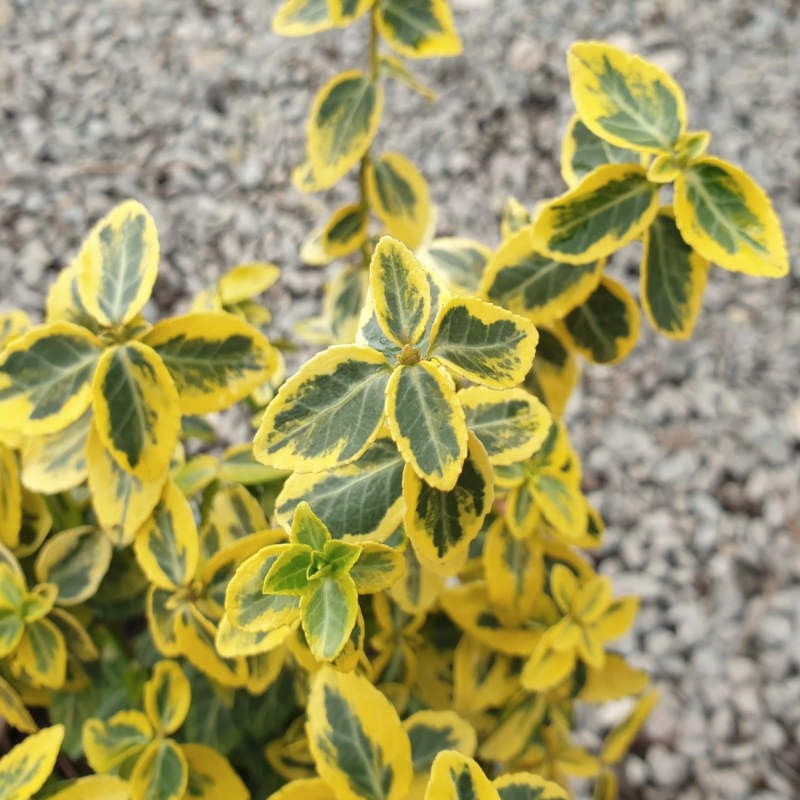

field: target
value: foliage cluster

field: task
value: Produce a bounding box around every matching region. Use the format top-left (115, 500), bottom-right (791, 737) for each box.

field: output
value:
top-left (0, 1), bottom-right (787, 799)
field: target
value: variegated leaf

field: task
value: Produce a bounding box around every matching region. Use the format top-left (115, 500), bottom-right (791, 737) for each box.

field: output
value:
top-left (379, 54), bottom-right (437, 102)
top-left (83, 710), bottom-right (153, 773)
top-left (255, 345), bottom-right (390, 472)
top-left (0, 444), bottom-right (22, 549)
top-left (641, 207), bottom-right (709, 339)
top-left (34, 526), bottom-right (112, 605)
top-left (404, 710), bottom-right (477, 773)
top-left (182, 744), bottom-right (249, 800)
top-left (130, 738), bottom-right (188, 800)
top-left (76, 200), bottom-right (159, 326)
top-left (370, 236), bottom-right (432, 348)
top-left (349, 542), bottom-right (405, 594)
top-left (523, 326), bottom-right (579, 418)
top-left (46, 776), bottom-right (130, 800)
top-left (424, 751), bottom-right (498, 800)
top-left (559, 276), bottom-right (639, 364)
top-left (199, 483), bottom-right (269, 561)
top-left (308, 70), bottom-right (383, 189)
top-left (568, 41), bottom-right (686, 153)
top-left (273, 0), bottom-right (333, 36)
top-left (86, 423), bottom-right (166, 548)
top-left (419, 237), bottom-right (491, 295)
top-left (92, 341), bottom-right (179, 480)
top-left (459, 386), bottom-right (551, 466)
top-left (386, 361), bottom-right (467, 491)
top-left (10, 618), bottom-right (67, 689)
top-left (376, 0), bottom-right (462, 59)
top-left (134, 479), bottom-right (199, 590)
top-left (21, 407), bottom-right (91, 493)
top-left (143, 312), bottom-right (277, 413)
top-left (403, 434), bottom-right (493, 575)
top-left (480, 230), bottom-right (603, 325)
top-left (307, 666), bottom-right (413, 800)
top-left (0, 323), bottom-right (101, 435)
top-left (428, 297), bottom-right (538, 389)
top-left (143, 660), bottom-right (191, 736)
top-left (501, 197), bottom-right (532, 241)
top-left (0, 674), bottom-right (36, 733)
top-left (673, 156), bottom-right (788, 278)
top-left (561, 115), bottom-right (642, 189)
top-left (218, 262), bottom-right (280, 304)
top-left (532, 164), bottom-right (659, 264)
top-left (0, 725), bottom-right (64, 800)
top-left (320, 204), bottom-right (370, 261)
top-left (493, 773), bottom-right (568, 800)
top-left (225, 544), bottom-right (301, 632)
top-left (367, 153), bottom-right (431, 250)
top-left (276, 437), bottom-right (405, 543)
top-left (324, 265), bottom-right (369, 345)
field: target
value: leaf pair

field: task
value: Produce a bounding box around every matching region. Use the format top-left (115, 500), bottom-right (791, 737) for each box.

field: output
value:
top-left (0, 201), bottom-right (278, 485)
top-left (226, 503), bottom-right (403, 662)
top-left (544, 41), bottom-right (786, 322)
top-left (84, 661), bottom-right (247, 800)
top-left (258, 237), bottom-right (538, 493)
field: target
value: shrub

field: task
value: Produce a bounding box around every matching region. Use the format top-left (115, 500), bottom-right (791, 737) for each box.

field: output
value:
top-left (0, 1), bottom-right (787, 799)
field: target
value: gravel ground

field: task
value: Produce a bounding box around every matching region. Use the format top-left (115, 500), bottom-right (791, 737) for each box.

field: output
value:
top-left (1, 1), bottom-right (799, 797)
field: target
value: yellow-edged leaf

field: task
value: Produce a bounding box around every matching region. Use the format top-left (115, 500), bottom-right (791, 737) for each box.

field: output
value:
top-left (46, 775), bottom-right (131, 800)
top-left (182, 744), bottom-right (249, 800)
top-left (561, 114), bottom-right (642, 189)
top-left (0, 725), bottom-right (64, 800)
top-left (92, 341), bottom-right (179, 480)
top-left (307, 666), bottom-right (413, 800)
top-left (143, 660), bottom-right (191, 736)
top-left (318, 203), bottom-right (370, 261)
top-left (218, 262), bottom-right (280, 304)
top-left (225, 544), bottom-right (301, 633)
top-left (531, 164), bottom-right (659, 264)
top-left (367, 153), bottom-right (432, 250)
top-left (0, 322), bottom-right (101, 436)
top-left (87, 423), bottom-right (166, 548)
top-left (276, 437), bottom-right (405, 544)
top-left (428, 296), bottom-right (538, 389)
top-left (269, 778), bottom-right (337, 800)
top-left (424, 751), bottom-right (498, 800)
top-left (404, 710), bottom-right (477, 773)
top-left (370, 236), bottom-right (432, 348)
top-left (494, 773), bottom-right (568, 800)
top-left (34, 526), bottom-right (112, 605)
top-left (567, 41), bottom-right (686, 153)
top-left (673, 156), bottom-right (788, 278)
top-left (0, 674), bottom-right (37, 733)
top-left (403, 433), bottom-right (493, 575)
top-left (20, 408), bottom-right (91, 493)
top-left (273, 0), bottom-right (333, 36)
top-left (459, 386), bottom-right (551, 466)
top-left (134, 479), bottom-right (199, 590)
top-left (0, 444), bottom-right (22, 549)
top-left (83, 709), bottom-right (153, 773)
top-left (300, 573), bottom-right (359, 662)
top-left (10, 618), bottom-right (67, 689)
top-left (387, 361), bottom-right (467, 491)
top-left (77, 200), bottom-right (159, 326)
top-left (142, 312), bottom-right (277, 414)
top-left (419, 237), bottom-right (491, 296)
top-left (641, 207), bottom-right (709, 339)
top-left (308, 70), bottom-right (383, 189)
top-left (523, 326), bottom-right (579, 418)
top-left (376, 0), bottom-right (462, 59)
top-left (255, 345), bottom-right (391, 472)
top-left (0, 310), bottom-right (31, 350)
top-left (130, 738), bottom-right (188, 800)
top-left (559, 275), bottom-right (639, 365)
top-left (480, 229), bottom-right (604, 326)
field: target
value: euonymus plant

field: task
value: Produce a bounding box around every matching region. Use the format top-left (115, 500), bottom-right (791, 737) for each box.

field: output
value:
top-left (0, 1), bottom-right (788, 799)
